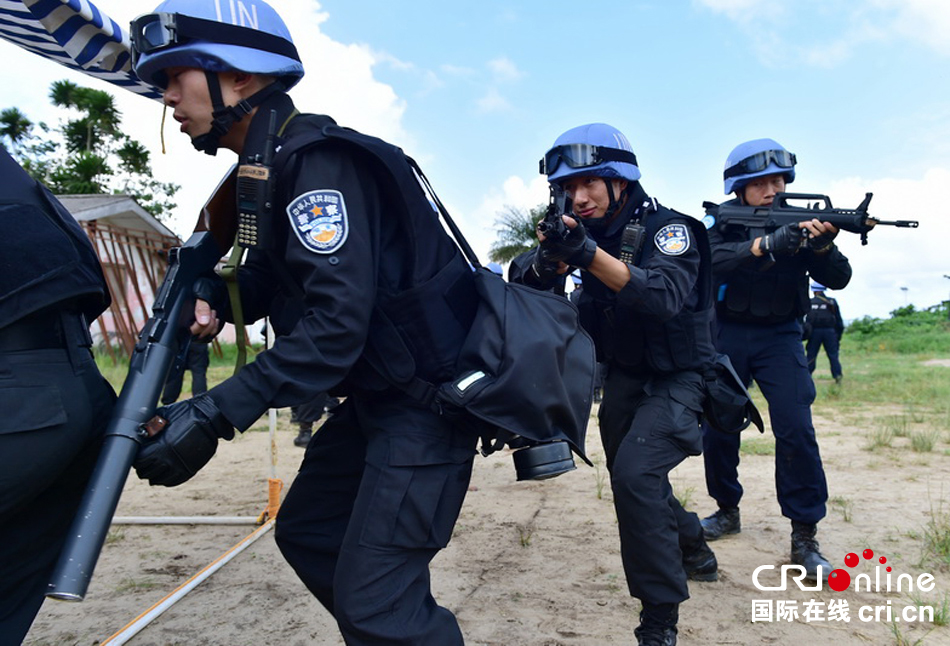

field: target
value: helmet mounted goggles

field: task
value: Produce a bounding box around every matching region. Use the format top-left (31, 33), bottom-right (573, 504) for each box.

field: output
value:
top-left (130, 12), bottom-right (300, 69)
top-left (723, 149), bottom-right (796, 181)
top-left (540, 144), bottom-right (638, 176)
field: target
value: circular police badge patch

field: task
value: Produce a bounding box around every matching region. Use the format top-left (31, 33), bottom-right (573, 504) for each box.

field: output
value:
top-left (701, 214), bottom-right (716, 230)
top-left (654, 223), bottom-right (690, 256)
top-left (286, 189), bottom-right (349, 254)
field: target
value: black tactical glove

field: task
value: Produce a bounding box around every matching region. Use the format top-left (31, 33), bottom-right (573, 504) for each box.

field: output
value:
top-left (761, 223), bottom-right (803, 258)
top-left (808, 228), bottom-right (838, 254)
top-left (193, 276), bottom-right (228, 319)
top-left (134, 393), bottom-right (235, 487)
top-left (530, 246), bottom-right (563, 284)
top-left (539, 217), bottom-right (598, 269)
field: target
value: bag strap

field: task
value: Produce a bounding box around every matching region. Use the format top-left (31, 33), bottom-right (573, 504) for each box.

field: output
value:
top-left (404, 156), bottom-right (483, 270)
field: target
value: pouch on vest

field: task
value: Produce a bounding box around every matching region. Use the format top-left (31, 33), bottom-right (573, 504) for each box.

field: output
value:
top-left (702, 353), bottom-right (764, 434)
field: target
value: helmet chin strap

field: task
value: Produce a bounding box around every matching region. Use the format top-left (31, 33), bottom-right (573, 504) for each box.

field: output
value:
top-left (584, 178), bottom-right (626, 232)
top-left (191, 71), bottom-right (286, 156)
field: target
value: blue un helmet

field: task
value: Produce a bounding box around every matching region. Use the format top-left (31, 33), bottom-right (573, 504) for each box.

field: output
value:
top-left (132, 0), bottom-right (303, 89)
top-left (540, 123), bottom-right (641, 185)
top-left (131, 0), bottom-right (304, 154)
top-left (723, 138), bottom-right (796, 195)
top-left (540, 123), bottom-right (640, 226)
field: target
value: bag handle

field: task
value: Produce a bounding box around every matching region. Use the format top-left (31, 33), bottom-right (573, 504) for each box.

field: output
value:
top-left (406, 156), bottom-right (484, 270)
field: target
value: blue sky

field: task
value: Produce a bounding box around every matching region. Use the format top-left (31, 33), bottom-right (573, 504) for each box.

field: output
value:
top-left (2, 0), bottom-right (948, 319)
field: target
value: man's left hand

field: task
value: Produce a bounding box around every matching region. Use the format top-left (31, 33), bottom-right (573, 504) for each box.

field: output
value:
top-left (540, 216), bottom-right (598, 269)
top-left (134, 394), bottom-right (235, 487)
top-left (805, 219), bottom-right (839, 254)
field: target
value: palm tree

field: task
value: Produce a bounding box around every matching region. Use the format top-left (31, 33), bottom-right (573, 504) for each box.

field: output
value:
top-left (488, 203), bottom-right (546, 264)
top-left (50, 80), bottom-right (121, 152)
top-left (0, 107), bottom-right (33, 153)
top-left (116, 138), bottom-right (152, 176)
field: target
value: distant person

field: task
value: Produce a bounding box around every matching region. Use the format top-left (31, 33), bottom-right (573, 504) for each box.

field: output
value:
top-left (700, 138), bottom-right (852, 581)
top-left (291, 393), bottom-right (341, 447)
top-left (804, 282), bottom-right (844, 383)
top-left (0, 147), bottom-right (116, 644)
top-left (161, 342), bottom-right (210, 405)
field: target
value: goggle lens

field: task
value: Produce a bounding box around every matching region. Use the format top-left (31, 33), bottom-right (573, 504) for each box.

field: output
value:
top-left (540, 144), bottom-right (637, 175)
top-left (724, 149), bottom-right (796, 179)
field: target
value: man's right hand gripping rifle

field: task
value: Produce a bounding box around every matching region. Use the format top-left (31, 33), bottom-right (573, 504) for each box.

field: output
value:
top-left (532, 188), bottom-right (598, 281)
top-left (134, 279), bottom-right (233, 488)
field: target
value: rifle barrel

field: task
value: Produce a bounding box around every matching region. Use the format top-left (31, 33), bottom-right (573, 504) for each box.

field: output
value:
top-left (871, 218), bottom-right (919, 228)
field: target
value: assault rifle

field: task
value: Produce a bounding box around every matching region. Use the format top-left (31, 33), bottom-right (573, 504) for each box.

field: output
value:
top-left (536, 186), bottom-right (572, 242)
top-left (47, 168), bottom-right (237, 601)
top-left (704, 192), bottom-right (919, 245)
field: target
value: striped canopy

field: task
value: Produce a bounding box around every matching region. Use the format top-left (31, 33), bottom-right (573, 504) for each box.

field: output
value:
top-left (0, 0), bottom-right (162, 100)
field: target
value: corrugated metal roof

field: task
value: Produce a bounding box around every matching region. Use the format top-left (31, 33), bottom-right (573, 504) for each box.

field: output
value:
top-left (57, 193), bottom-right (178, 240)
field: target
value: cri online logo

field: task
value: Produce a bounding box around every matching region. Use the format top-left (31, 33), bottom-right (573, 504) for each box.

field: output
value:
top-left (753, 548), bottom-right (936, 593)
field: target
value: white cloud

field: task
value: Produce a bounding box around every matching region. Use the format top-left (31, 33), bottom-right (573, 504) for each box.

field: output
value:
top-left (696, 0), bottom-right (950, 67)
top-left (487, 56), bottom-right (524, 83)
top-left (453, 174), bottom-right (549, 267)
top-left (872, 0), bottom-right (950, 56)
top-left (827, 168), bottom-right (950, 318)
top-left (476, 87), bottom-right (511, 114)
top-left (692, 0), bottom-right (785, 23)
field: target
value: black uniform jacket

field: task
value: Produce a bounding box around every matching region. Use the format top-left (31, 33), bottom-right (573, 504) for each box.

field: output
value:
top-left (0, 147), bottom-right (109, 328)
top-left (208, 98), bottom-right (472, 431)
top-left (706, 197), bottom-right (852, 325)
top-left (513, 184), bottom-right (716, 376)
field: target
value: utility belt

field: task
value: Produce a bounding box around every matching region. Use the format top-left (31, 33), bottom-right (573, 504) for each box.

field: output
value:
top-left (0, 307), bottom-right (92, 352)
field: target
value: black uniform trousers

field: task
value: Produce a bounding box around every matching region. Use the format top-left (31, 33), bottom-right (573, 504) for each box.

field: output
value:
top-left (703, 319), bottom-right (827, 524)
top-left (806, 327), bottom-right (842, 379)
top-left (161, 343), bottom-right (210, 405)
top-left (0, 317), bottom-right (115, 646)
top-left (598, 365), bottom-right (706, 606)
top-left (275, 391), bottom-right (478, 645)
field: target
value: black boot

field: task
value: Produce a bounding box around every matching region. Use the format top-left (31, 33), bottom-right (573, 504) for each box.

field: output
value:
top-left (700, 506), bottom-right (740, 541)
top-left (791, 521), bottom-right (831, 581)
top-left (635, 603), bottom-right (678, 646)
top-left (682, 535), bottom-right (719, 582)
top-left (293, 425), bottom-right (313, 448)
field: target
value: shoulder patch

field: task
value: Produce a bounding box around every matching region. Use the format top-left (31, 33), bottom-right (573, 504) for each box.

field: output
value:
top-left (286, 189), bottom-right (349, 254)
top-left (701, 214), bottom-right (716, 230)
top-left (654, 223), bottom-right (691, 256)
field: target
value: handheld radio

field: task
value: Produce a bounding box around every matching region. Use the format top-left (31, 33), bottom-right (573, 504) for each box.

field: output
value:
top-left (236, 110), bottom-right (278, 249)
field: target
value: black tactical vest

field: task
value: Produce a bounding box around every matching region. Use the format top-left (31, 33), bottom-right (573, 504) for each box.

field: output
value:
top-left (575, 195), bottom-right (716, 375)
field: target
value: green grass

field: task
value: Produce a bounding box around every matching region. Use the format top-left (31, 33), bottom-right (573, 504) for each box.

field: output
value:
top-left (740, 436), bottom-right (776, 456)
top-left (94, 341), bottom-right (264, 394)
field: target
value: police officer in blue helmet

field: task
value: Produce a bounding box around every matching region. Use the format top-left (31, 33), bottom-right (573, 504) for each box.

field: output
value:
top-left (699, 138), bottom-right (852, 581)
top-left (511, 123), bottom-right (719, 646)
top-left (805, 282), bottom-right (845, 383)
top-left (130, 2), bottom-right (483, 643)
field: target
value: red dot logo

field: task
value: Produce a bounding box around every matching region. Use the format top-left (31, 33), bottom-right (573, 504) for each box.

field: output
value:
top-left (828, 569), bottom-right (851, 592)
top-left (879, 556), bottom-right (887, 565)
top-left (844, 553), bottom-right (859, 568)
top-left (863, 548), bottom-right (874, 560)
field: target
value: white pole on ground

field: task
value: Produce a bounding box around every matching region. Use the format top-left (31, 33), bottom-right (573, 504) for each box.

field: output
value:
top-left (99, 520), bottom-right (275, 645)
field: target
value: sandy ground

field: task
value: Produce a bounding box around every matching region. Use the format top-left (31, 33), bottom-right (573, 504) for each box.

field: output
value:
top-left (23, 387), bottom-right (950, 646)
